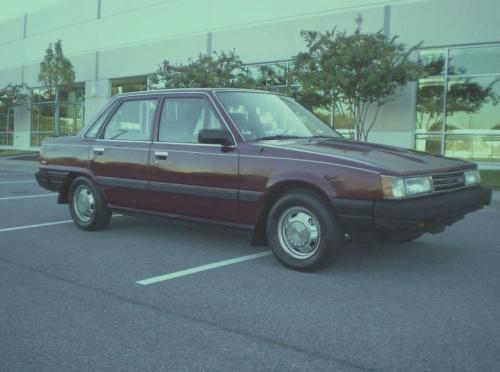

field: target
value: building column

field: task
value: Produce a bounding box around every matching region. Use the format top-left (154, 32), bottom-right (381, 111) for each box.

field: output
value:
top-left (84, 79), bottom-right (110, 126)
top-left (13, 91), bottom-right (32, 149)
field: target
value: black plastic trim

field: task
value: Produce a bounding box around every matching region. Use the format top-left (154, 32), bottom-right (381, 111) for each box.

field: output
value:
top-left (149, 181), bottom-right (238, 200)
top-left (374, 186), bottom-right (491, 221)
top-left (35, 169), bottom-right (69, 192)
top-left (239, 190), bottom-right (263, 202)
top-left (96, 176), bottom-right (148, 190)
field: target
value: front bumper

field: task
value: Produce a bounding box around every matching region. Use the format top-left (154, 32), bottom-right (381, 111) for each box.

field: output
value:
top-left (331, 186), bottom-right (492, 240)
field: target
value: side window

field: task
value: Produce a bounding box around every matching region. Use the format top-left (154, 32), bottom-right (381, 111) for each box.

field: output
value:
top-left (158, 98), bottom-right (224, 143)
top-left (103, 99), bottom-right (157, 141)
top-left (84, 101), bottom-right (116, 138)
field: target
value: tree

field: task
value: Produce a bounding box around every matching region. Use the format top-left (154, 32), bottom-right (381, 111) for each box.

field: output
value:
top-left (38, 40), bottom-right (75, 136)
top-left (0, 83), bottom-right (29, 110)
top-left (150, 50), bottom-right (255, 89)
top-left (293, 15), bottom-right (423, 141)
top-left (0, 83), bottom-right (29, 133)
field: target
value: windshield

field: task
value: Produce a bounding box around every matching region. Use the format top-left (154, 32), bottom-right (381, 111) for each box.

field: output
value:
top-left (215, 91), bottom-right (342, 141)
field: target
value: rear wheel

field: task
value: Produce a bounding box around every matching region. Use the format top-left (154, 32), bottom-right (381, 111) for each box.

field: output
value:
top-left (68, 176), bottom-right (111, 231)
top-left (266, 190), bottom-right (344, 271)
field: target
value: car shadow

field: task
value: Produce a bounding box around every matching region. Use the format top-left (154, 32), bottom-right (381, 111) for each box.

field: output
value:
top-left (107, 214), bottom-right (477, 277)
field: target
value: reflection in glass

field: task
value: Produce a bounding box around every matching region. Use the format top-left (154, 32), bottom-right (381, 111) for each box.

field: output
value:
top-left (416, 78), bottom-right (445, 132)
top-left (30, 86), bottom-right (85, 146)
top-left (245, 62), bottom-right (296, 90)
top-left (449, 45), bottom-right (500, 76)
top-left (416, 134), bottom-right (442, 155)
top-left (445, 134), bottom-right (500, 162)
top-left (419, 49), bottom-right (447, 76)
top-left (267, 63), bottom-right (287, 87)
top-left (0, 105), bottom-right (14, 145)
top-left (446, 77), bottom-right (500, 131)
top-left (111, 77), bottom-right (148, 96)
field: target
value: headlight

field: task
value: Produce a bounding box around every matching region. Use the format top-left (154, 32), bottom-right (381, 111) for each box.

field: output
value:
top-left (381, 175), bottom-right (433, 199)
top-left (464, 169), bottom-right (481, 186)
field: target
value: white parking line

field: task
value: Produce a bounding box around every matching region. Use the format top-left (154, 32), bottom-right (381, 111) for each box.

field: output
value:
top-left (0, 220), bottom-right (73, 233)
top-left (0, 214), bottom-right (123, 233)
top-left (136, 251), bottom-right (273, 285)
top-left (0, 180), bottom-right (36, 185)
top-left (0, 173), bottom-right (30, 176)
top-left (0, 194), bottom-right (57, 201)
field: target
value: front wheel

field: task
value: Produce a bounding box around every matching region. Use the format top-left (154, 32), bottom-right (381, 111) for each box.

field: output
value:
top-left (68, 176), bottom-right (111, 231)
top-left (266, 191), bottom-right (344, 271)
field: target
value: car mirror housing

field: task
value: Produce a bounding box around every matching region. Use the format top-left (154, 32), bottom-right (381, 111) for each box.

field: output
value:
top-left (198, 129), bottom-right (233, 146)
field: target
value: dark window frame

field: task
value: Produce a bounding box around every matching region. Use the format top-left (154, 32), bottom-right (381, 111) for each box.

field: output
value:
top-left (97, 96), bottom-right (161, 142)
top-left (154, 93), bottom-right (234, 145)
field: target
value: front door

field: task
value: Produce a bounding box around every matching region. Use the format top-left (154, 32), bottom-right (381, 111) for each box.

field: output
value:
top-left (148, 95), bottom-right (239, 223)
top-left (89, 97), bottom-right (159, 210)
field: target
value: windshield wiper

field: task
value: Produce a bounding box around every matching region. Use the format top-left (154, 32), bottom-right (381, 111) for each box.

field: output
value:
top-left (254, 135), bottom-right (308, 141)
top-left (309, 135), bottom-right (344, 139)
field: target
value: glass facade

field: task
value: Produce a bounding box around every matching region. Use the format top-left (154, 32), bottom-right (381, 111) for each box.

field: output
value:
top-left (417, 45), bottom-right (500, 163)
top-left (244, 61), bottom-right (297, 93)
top-left (31, 86), bottom-right (85, 146)
top-left (0, 104), bottom-right (14, 145)
top-left (111, 76), bottom-right (148, 96)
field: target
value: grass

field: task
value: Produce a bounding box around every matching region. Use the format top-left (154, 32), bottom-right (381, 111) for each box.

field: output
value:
top-left (0, 150), bottom-right (38, 158)
top-left (480, 170), bottom-right (500, 191)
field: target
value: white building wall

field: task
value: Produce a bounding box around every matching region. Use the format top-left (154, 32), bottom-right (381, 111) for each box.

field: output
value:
top-left (0, 0), bottom-right (499, 150)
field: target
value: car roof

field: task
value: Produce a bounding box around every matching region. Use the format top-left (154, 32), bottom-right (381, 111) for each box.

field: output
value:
top-left (115, 87), bottom-right (288, 98)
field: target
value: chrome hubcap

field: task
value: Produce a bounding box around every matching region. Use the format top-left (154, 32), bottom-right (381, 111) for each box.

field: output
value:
top-left (277, 207), bottom-right (321, 259)
top-left (73, 185), bottom-right (95, 222)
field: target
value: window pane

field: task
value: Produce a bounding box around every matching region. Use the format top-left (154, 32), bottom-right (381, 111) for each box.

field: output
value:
top-left (449, 45), bottom-right (500, 75)
top-left (445, 134), bottom-right (500, 162)
top-left (416, 78), bottom-right (445, 132)
top-left (446, 77), bottom-right (500, 132)
top-left (59, 104), bottom-right (75, 136)
top-left (103, 99), bottom-right (157, 141)
top-left (85, 102), bottom-right (116, 138)
top-left (267, 63), bottom-right (287, 86)
top-left (246, 65), bottom-right (267, 89)
top-left (158, 98), bottom-right (223, 143)
top-left (415, 134), bottom-right (442, 155)
top-left (32, 88), bottom-right (52, 104)
top-left (419, 49), bottom-right (447, 76)
top-left (111, 77), bottom-right (148, 96)
top-left (0, 107), bottom-right (7, 133)
top-left (39, 104), bottom-right (55, 133)
top-left (0, 133), bottom-right (6, 145)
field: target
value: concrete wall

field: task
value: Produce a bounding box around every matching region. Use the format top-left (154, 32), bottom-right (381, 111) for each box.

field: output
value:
top-left (0, 0), bottom-right (499, 149)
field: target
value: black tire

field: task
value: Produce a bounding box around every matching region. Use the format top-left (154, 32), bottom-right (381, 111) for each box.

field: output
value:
top-left (68, 176), bottom-right (111, 231)
top-left (399, 234), bottom-right (423, 243)
top-left (266, 190), bottom-right (344, 271)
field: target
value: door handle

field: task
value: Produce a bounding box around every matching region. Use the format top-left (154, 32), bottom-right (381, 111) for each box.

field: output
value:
top-left (93, 147), bottom-right (105, 155)
top-left (154, 151), bottom-right (169, 160)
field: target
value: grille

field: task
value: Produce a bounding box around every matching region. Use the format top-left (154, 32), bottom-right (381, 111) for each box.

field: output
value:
top-left (431, 171), bottom-right (466, 193)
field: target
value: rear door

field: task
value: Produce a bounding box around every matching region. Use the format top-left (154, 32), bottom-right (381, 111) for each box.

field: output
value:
top-left (89, 96), bottom-right (159, 209)
top-left (148, 94), bottom-right (239, 223)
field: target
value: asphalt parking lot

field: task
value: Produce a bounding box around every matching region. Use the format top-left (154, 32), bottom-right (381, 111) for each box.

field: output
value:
top-left (1, 165), bottom-right (500, 372)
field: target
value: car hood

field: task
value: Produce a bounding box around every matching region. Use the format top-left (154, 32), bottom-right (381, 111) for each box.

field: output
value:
top-left (261, 138), bottom-right (473, 175)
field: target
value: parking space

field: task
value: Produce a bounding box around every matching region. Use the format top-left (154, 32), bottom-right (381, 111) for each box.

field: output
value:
top-left (1, 166), bottom-right (500, 371)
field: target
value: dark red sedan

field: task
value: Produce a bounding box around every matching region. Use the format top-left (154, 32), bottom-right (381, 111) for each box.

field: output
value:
top-left (36, 89), bottom-right (492, 270)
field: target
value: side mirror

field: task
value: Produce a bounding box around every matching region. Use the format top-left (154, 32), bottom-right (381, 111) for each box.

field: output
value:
top-left (198, 129), bottom-right (233, 146)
